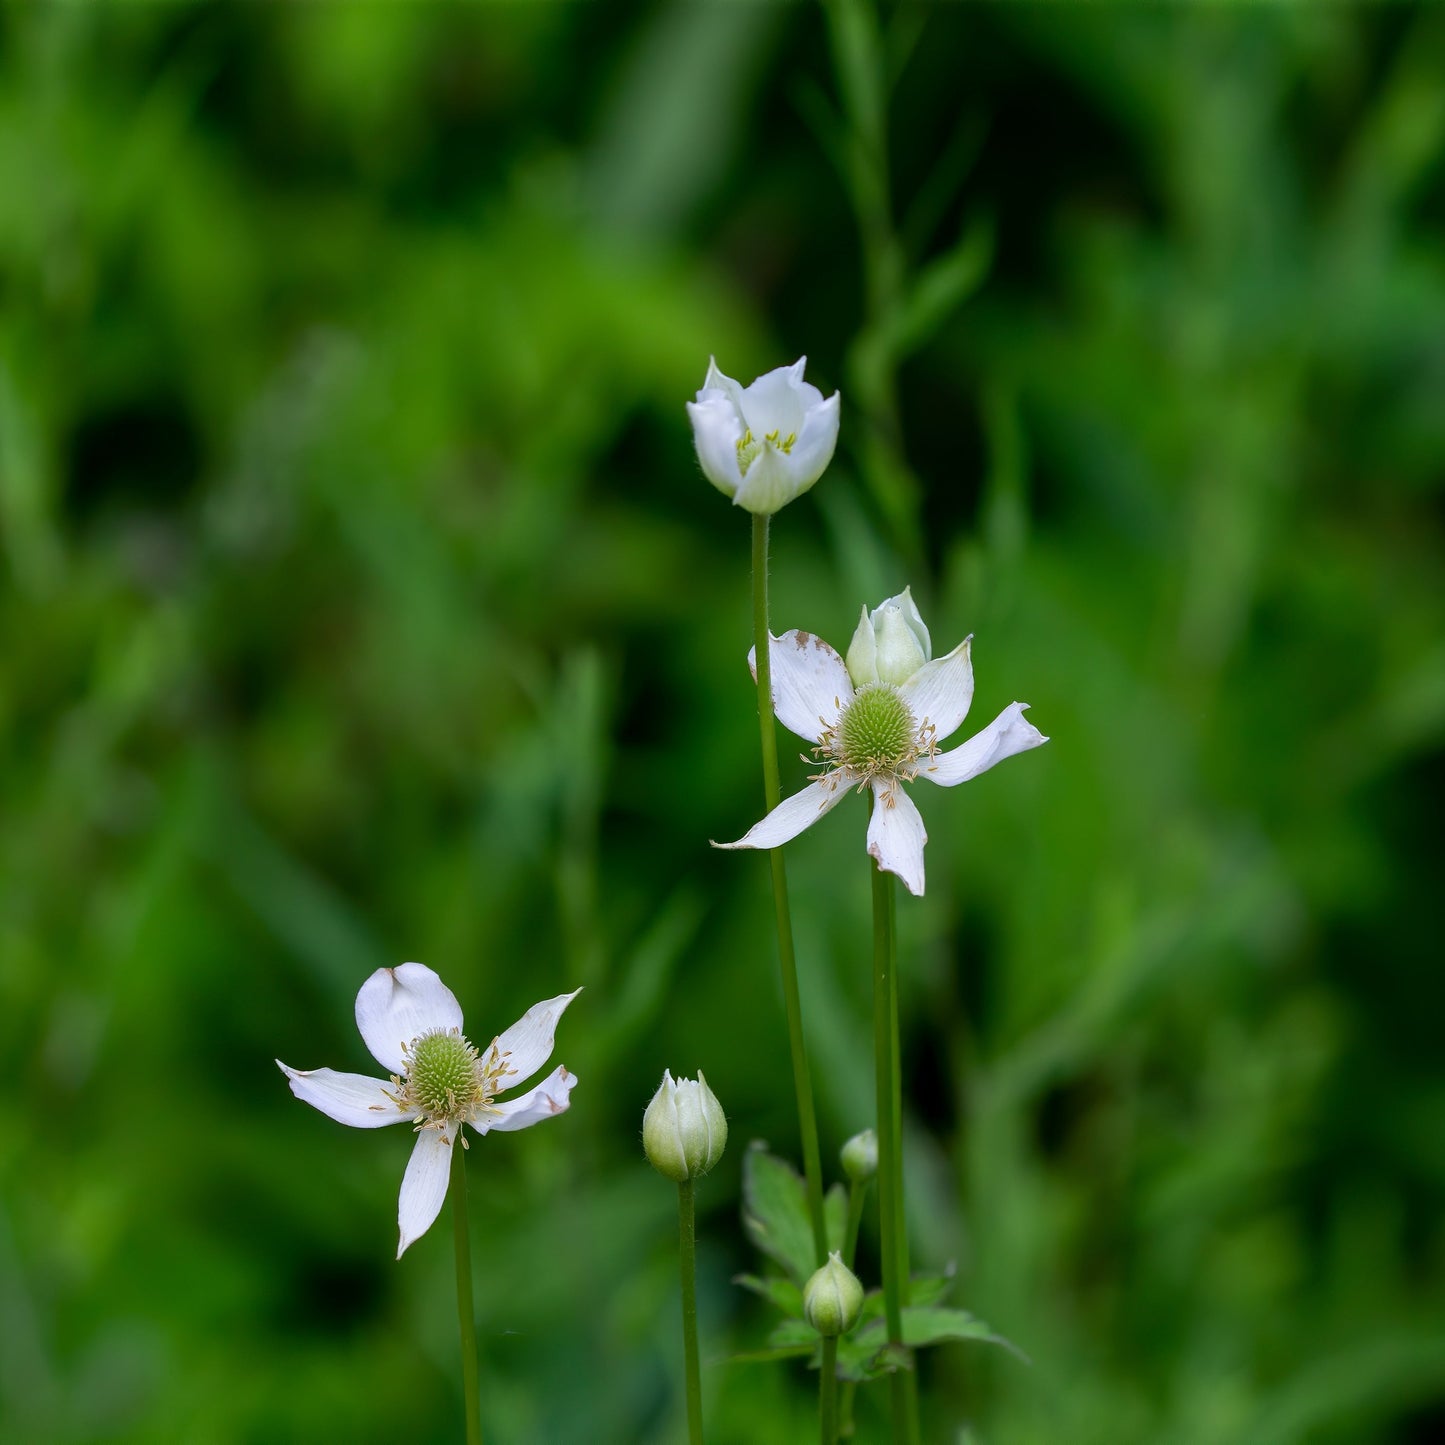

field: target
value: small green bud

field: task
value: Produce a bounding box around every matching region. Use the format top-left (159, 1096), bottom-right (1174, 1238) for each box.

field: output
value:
top-left (803, 1251), bottom-right (864, 1337)
top-left (845, 587), bottom-right (931, 689)
top-left (643, 1070), bottom-right (727, 1183)
top-left (840, 1128), bottom-right (878, 1183)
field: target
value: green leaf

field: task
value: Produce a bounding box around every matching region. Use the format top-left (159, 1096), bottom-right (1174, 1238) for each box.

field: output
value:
top-left (767, 1318), bottom-right (819, 1351)
top-left (831, 1306), bottom-right (1022, 1381)
top-left (741, 1143), bottom-right (816, 1286)
top-left (733, 1272), bottom-right (803, 1319)
top-left (906, 1266), bottom-right (957, 1308)
top-left (898, 1306), bottom-right (1009, 1351)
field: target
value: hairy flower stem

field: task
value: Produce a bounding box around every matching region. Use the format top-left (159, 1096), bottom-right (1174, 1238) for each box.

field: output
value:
top-left (752, 512), bottom-right (828, 1266)
top-left (450, 1142), bottom-right (483, 1445)
top-left (820, 1335), bottom-right (840, 1445)
top-left (678, 1179), bottom-right (704, 1445)
top-left (870, 838), bottom-right (914, 1443)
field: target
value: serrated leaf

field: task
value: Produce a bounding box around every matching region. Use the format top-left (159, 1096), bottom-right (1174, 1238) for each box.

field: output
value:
top-left (734, 1272), bottom-right (803, 1318)
top-left (834, 1330), bottom-right (909, 1383)
top-left (907, 1265), bottom-right (957, 1308)
top-left (741, 1142), bottom-right (816, 1286)
top-left (832, 1305), bottom-right (1021, 1381)
top-left (899, 1306), bottom-right (1013, 1353)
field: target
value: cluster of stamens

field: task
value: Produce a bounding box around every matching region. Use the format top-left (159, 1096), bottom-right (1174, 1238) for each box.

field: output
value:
top-left (384, 1028), bottom-right (512, 1144)
top-left (735, 426), bottom-right (797, 476)
top-left (811, 683), bottom-right (937, 800)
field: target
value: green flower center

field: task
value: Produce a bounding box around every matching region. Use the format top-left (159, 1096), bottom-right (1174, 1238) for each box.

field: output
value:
top-left (812, 683), bottom-right (938, 792)
top-left (736, 427), bottom-right (796, 477)
top-left (838, 684), bottom-right (916, 774)
top-left (400, 1029), bottom-right (486, 1123)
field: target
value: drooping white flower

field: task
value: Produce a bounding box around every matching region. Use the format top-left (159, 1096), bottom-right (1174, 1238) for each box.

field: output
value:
top-left (715, 600), bottom-right (1048, 897)
top-left (686, 356), bottom-right (840, 515)
top-left (277, 964), bottom-right (580, 1257)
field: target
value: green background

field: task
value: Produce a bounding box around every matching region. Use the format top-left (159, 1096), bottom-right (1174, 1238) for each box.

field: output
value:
top-left (2, 2), bottom-right (1442, 1441)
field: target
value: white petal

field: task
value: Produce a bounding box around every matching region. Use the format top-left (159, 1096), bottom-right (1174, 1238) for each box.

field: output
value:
top-left (276, 1062), bottom-right (409, 1129)
top-left (355, 963), bottom-right (464, 1075)
top-left (748, 629), bottom-right (852, 743)
top-left (685, 393), bottom-right (744, 498)
top-left (923, 702), bottom-right (1048, 787)
top-left (899, 636), bottom-right (974, 743)
top-left (485, 990), bottom-right (583, 1091)
top-left (397, 1126), bottom-right (455, 1258)
top-left (845, 604), bottom-right (878, 686)
top-left (781, 388), bottom-right (839, 488)
top-left (739, 361), bottom-right (808, 439)
top-left (478, 1065), bottom-right (578, 1135)
top-left (698, 355), bottom-right (746, 409)
top-left (713, 775), bottom-right (849, 850)
top-left (867, 781), bottom-right (928, 897)
top-left (872, 603), bottom-right (929, 685)
top-left (888, 586), bottom-right (931, 660)
top-left (732, 442), bottom-right (801, 515)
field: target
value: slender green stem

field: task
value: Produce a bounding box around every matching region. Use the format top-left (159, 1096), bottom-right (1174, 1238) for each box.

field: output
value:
top-left (678, 1179), bottom-right (704, 1445)
top-left (820, 1335), bottom-right (840, 1445)
top-left (843, 1177), bottom-right (870, 1271)
top-left (870, 841), bottom-right (909, 1442)
top-left (450, 1142), bottom-right (483, 1445)
top-left (887, 875), bottom-right (909, 1309)
top-left (840, 1380), bottom-right (858, 1440)
top-left (751, 511), bottom-right (828, 1266)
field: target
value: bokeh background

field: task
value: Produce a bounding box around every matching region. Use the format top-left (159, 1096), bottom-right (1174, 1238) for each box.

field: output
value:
top-left (2, 2), bottom-right (1443, 1441)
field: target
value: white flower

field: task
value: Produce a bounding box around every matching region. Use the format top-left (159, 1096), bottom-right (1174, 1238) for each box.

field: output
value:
top-left (686, 356), bottom-right (840, 515)
top-left (277, 964), bottom-right (580, 1257)
top-left (715, 608), bottom-right (1048, 897)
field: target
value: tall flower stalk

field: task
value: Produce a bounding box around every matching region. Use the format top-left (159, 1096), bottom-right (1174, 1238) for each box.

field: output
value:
top-left (451, 1144), bottom-right (482, 1445)
top-left (870, 837), bottom-right (911, 1443)
top-left (688, 355), bottom-right (840, 1269)
top-left (753, 512), bottom-right (828, 1263)
top-left (644, 1070), bottom-right (729, 1444)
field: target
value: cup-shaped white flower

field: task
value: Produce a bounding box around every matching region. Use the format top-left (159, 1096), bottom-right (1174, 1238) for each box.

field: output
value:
top-left (686, 356), bottom-right (840, 515)
top-left (642, 1070), bottom-right (728, 1182)
top-left (277, 964), bottom-right (580, 1257)
top-left (714, 599), bottom-right (1049, 897)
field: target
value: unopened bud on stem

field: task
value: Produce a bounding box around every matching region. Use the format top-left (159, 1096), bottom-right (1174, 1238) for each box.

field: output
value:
top-left (803, 1252), bottom-right (864, 1337)
top-left (643, 1070), bottom-right (728, 1183)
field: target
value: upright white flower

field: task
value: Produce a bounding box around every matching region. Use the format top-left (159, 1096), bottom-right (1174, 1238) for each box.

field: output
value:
top-left (277, 964), bottom-right (580, 1257)
top-left (715, 593), bottom-right (1049, 897)
top-left (686, 356), bottom-right (840, 515)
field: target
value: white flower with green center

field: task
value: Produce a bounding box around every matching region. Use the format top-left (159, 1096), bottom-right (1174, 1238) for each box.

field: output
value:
top-left (716, 591), bottom-right (1049, 896)
top-left (277, 964), bottom-right (580, 1257)
top-left (686, 356), bottom-right (840, 515)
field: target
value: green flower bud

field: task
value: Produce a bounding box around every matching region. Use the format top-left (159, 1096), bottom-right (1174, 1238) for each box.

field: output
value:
top-left (845, 587), bottom-right (931, 688)
top-left (803, 1251), bottom-right (864, 1337)
top-left (643, 1070), bottom-right (727, 1182)
top-left (840, 1128), bottom-right (878, 1183)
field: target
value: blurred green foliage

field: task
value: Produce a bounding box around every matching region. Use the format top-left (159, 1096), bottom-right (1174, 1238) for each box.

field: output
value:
top-left (2, 2), bottom-right (1443, 1442)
